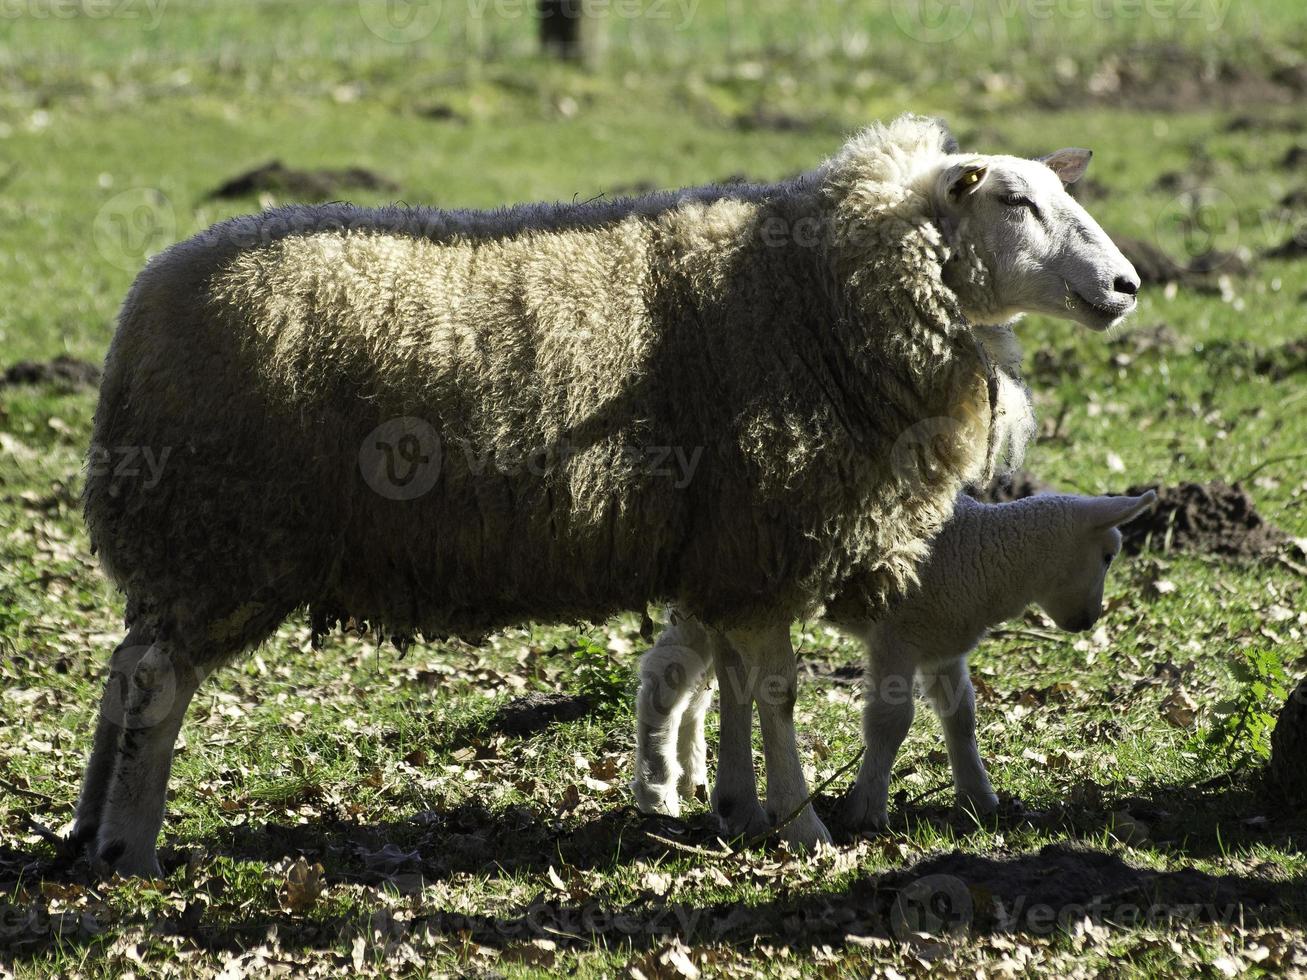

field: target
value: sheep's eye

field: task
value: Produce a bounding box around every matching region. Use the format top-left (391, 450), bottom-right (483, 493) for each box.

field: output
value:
top-left (1002, 193), bottom-right (1035, 209)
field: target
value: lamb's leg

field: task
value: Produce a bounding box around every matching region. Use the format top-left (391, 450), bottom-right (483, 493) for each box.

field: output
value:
top-left (69, 627), bottom-right (153, 851)
top-left (709, 635), bottom-right (769, 839)
top-left (632, 624), bottom-right (713, 816)
top-left (676, 677), bottom-right (713, 801)
top-left (729, 624), bottom-right (831, 849)
top-left (919, 656), bottom-right (998, 815)
top-left (841, 635), bottom-right (916, 831)
top-left (90, 639), bottom-right (206, 877)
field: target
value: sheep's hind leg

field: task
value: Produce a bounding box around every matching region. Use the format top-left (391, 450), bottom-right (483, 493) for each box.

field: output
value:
top-left (631, 624), bottom-right (713, 816)
top-left (89, 639), bottom-right (208, 877)
top-left (920, 656), bottom-right (998, 817)
top-left (709, 635), bottom-right (769, 840)
top-left (840, 638), bottom-right (916, 831)
top-left (729, 625), bottom-right (831, 850)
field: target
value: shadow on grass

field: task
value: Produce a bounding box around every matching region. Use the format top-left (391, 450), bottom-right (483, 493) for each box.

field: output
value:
top-left (3, 781), bottom-right (1305, 961)
top-left (2, 763), bottom-right (1302, 959)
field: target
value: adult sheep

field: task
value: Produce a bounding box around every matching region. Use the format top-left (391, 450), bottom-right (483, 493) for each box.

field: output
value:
top-left (74, 114), bottom-right (1138, 876)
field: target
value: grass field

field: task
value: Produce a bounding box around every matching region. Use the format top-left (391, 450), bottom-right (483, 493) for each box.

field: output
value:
top-left (2, 1), bottom-right (1307, 976)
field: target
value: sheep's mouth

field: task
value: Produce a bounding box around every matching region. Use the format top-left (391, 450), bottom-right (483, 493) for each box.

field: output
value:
top-left (1071, 290), bottom-right (1135, 330)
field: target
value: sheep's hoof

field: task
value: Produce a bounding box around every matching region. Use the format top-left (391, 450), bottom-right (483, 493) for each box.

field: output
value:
top-left (95, 837), bottom-right (164, 879)
top-left (955, 789), bottom-right (1000, 819)
top-left (713, 795), bottom-right (770, 841)
top-left (630, 779), bottom-right (682, 818)
top-left (775, 806), bottom-right (832, 851)
top-left (837, 785), bottom-right (890, 832)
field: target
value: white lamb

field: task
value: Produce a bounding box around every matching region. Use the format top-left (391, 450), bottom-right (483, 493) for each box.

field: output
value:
top-left (632, 490), bottom-right (1157, 833)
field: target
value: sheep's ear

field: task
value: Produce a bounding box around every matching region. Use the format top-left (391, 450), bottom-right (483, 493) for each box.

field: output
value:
top-left (946, 162), bottom-right (989, 201)
top-left (1079, 490), bottom-right (1158, 530)
top-left (1039, 148), bottom-right (1092, 184)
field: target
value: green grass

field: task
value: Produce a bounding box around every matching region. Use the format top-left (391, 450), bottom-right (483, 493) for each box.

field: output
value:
top-left (2, 2), bottom-right (1307, 976)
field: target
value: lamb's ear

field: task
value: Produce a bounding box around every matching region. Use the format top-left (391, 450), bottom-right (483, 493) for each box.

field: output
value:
top-left (944, 162), bottom-right (989, 201)
top-left (1039, 148), bottom-right (1092, 184)
top-left (1079, 490), bottom-right (1158, 530)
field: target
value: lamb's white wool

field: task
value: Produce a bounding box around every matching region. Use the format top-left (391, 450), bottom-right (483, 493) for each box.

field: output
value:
top-left (631, 491), bottom-right (1157, 833)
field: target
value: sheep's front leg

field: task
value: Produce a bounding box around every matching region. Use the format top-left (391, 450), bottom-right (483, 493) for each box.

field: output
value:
top-left (69, 627), bottom-right (153, 852)
top-left (709, 635), bottom-right (769, 839)
top-left (632, 624), bottom-right (713, 816)
top-left (919, 656), bottom-right (998, 816)
top-left (729, 625), bottom-right (831, 850)
top-left (841, 635), bottom-right (916, 831)
top-left (88, 640), bottom-right (206, 877)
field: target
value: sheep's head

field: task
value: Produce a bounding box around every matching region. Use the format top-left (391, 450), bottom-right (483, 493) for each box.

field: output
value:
top-left (1033, 491), bottom-right (1157, 632)
top-left (932, 149), bottom-right (1140, 331)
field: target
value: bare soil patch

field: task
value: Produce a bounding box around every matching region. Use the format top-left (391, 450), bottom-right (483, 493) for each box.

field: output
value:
top-left (204, 161), bottom-right (400, 202)
top-left (0, 356), bottom-right (99, 389)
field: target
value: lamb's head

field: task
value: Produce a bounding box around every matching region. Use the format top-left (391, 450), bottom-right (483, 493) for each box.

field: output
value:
top-left (932, 149), bottom-right (1140, 331)
top-left (1034, 491), bottom-right (1157, 632)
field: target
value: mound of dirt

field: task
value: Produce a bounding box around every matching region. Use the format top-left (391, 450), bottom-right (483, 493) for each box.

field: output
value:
top-left (486, 692), bottom-right (594, 737)
top-left (1038, 45), bottom-right (1301, 112)
top-left (967, 470), bottom-right (1054, 505)
top-left (1282, 145), bottom-right (1307, 170)
top-left (969, 477), bottom-right (1291, 561)
top-left (1116, 236), bottom-right (1251, 285)
top-left (1111, 322), bottom-right (1183, 355)
top-left (204, 161), bottom-right (400, 202)
top-left (1266, 230), bottom-right (1307, 260)
top-left (1119, 481), bottom-right (1290, 559)
top-left (1, 356), bottom-right (100, 389)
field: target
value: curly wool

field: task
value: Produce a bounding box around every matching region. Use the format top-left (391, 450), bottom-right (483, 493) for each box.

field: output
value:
top-left (85, 114), bottom-right (1006, 659)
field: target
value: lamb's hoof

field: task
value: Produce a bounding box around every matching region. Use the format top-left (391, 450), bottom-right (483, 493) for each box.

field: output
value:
top-left (774, 806), bottom-right (833, 851)
top-left (677, 770), bottom-right (708, 802)
top-left (837, 787), bottom-right (890, 832)
top-left (713, 795), bottom-right (770, 841)
top-left (631, 779), bottom-right (681, 818)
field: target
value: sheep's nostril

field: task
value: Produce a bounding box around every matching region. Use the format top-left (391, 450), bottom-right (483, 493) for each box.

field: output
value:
top-left (1113, 275), bottom-right (1139, 297)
